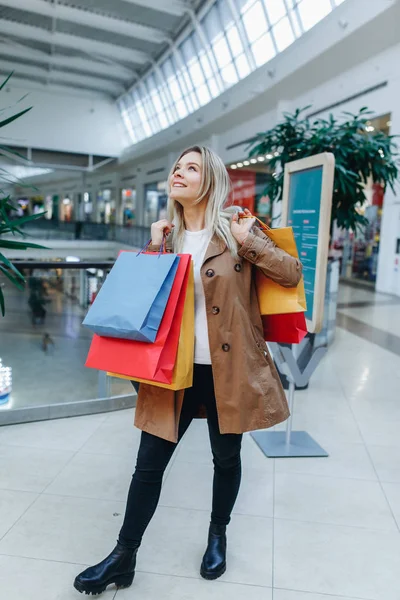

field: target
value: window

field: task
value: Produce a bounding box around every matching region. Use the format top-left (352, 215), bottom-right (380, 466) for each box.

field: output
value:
top-left (297, 0), bottom-right (332, 31)
top-left (243, 1), bottom-right (268, 43)
top-left (118, 0), bottom-right (343, 145)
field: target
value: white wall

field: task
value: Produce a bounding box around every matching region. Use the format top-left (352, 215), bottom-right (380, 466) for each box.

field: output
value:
top-left (3, 86), bottom-right (127, 156)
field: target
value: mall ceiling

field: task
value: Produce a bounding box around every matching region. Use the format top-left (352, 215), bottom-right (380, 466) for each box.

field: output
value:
top-left (0, 0), bottom-right (205, 99)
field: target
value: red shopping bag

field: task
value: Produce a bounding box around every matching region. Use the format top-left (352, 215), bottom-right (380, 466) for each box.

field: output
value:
top-left (85, 253), bottom-right (192, 384)
top-left (262, 312), bottom-right (307, 344)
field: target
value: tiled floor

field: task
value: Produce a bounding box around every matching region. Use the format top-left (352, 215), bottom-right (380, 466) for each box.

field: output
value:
top-left (0, 283), bottom-right (400, 599)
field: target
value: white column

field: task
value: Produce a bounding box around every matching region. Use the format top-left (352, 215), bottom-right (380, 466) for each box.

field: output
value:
top-left (376, 77), bottom-right (400, 297)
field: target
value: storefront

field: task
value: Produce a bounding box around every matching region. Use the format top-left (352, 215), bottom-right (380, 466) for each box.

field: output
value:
top-left (332, 113), bottom-right (390, 287)
top-left (121, 188), bottom-right (137, 226)
top-left (96, 189), bottom-right (116, 224)
top-left (83, 192), bottom-right (93, 222)
top-left (60, 196), bottom-right (73, 221)
top-left (144, 180), bottom-right (168, 227)
top-left (226, 161), bottom-right (272, 223)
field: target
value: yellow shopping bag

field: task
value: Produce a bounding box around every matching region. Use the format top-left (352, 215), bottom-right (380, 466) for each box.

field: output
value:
top-left (107, 263), bottom-right (194, 390)
top-left (244, 215), bottom-right (306, 315)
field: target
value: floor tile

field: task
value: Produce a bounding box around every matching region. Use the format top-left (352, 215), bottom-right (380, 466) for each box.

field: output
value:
top-left (368, 444), bottom-right (400, 483)
top-left (80, 409), bottom-right (141, 456)
top-left (274, 518), bottom-right (400, 599)
top-left (274, 473), bottom-right (397, 531)
top-left (44, 451), bottom-right (134, 502)
top-left (274, 441), bottom-right (377, 481)
top-left (381, 481), bottom-right (400, 528)
top-left (139, 506), bottom-right (273, 587)
top-left (0, 555), bottom-right (116, 600)
top-left (116, 571), bottom-right (272, 599)
top-left (0, 413), bottom-right (107, 451)
top-left (0, 443), bottom-right (74, 492)
top-left (0, 493), bottom-right (125, 565)
top-left (274, 590), bottom-right (367, 600)
top-left (0, 489), bottom-right (38, 539)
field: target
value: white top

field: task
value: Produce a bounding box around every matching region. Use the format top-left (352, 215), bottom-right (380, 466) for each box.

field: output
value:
top-left (182, 228), bottom-right (212, 365)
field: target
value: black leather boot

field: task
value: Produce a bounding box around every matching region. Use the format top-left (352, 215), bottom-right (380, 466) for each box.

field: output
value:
top-left (200, 523), bottom-right (227, 580)
top-left (74, 542), bottom-right (138, 595)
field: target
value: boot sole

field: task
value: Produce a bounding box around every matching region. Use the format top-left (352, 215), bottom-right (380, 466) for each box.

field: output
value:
top-left (200, 563), bottom-right (226, 581)
top-left (73, 572), bottom-right (134, 595)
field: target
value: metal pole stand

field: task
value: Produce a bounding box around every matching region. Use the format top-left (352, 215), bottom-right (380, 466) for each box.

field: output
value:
top-left (251, 340), bottom-right (329, 458)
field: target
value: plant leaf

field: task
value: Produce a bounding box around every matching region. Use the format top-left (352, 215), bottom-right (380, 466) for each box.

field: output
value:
top-left (0, 252), bottom-right (25, 280)
top-left (0, 239), bottom-right (48, 250)
top-left (0, 107), bottom-right (32, 129)
top-left (0, 71), bottom-right (13, 91)
top-left (0, 285), bottom-right (4, 316)
top-left (0, 265), bottom-right (25, 290)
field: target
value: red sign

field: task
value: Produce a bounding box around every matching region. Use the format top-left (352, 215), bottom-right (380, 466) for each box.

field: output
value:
top-left (226, 168), bottom-right (256, 213)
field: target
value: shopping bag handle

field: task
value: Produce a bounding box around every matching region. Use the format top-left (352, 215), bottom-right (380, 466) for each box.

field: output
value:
top-left (137, 235), bottom-right (167, 257)
top-left (239, 212), bottom-right (271, 233)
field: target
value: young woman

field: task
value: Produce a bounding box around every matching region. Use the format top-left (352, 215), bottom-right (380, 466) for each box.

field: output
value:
top-left (74, 146), bottom-right (302, 595)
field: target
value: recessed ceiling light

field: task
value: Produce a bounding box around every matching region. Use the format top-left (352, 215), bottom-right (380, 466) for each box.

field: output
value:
top-left (237, 162), bottom-right (244, 167)
top-left (266, 154), bottom-right (273, 159)
top-left (250, 158), bottom-right (257, 164)
top-left (274, 151), bottom-right (279, 157)
top-left (243, 160), bottom-right (250, 166)
top-left (230, 164), bottom-right (238, 169)
top-left (257, 157), bottom-right (265, 162)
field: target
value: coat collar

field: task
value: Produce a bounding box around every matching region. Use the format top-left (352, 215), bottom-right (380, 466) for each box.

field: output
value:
top-left (203, 233), bottom-right (226, 264)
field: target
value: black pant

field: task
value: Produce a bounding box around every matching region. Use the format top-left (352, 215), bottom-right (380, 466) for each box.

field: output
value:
top-left (118, 364), bottom-right (242, 549)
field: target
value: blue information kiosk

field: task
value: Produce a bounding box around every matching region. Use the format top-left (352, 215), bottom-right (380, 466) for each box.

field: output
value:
top-left (251, 152), bottom-right (335, 458)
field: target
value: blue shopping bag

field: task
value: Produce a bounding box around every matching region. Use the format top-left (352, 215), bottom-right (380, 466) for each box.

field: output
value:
top-left (82, 251), bottom-right (180, 342)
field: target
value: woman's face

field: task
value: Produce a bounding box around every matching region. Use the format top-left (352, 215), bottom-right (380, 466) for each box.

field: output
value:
top-left (169, 151), bottom-right (203, 206)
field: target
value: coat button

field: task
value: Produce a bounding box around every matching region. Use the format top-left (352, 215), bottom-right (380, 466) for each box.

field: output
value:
top-left (212, 306), bottom-right (220, 315)
top-left (206, 269), bottom-right (215, 277)
top-left (222, 343), bottom-right (230, 352)
top-left (249, 250), bottom-right (256, 259)
top-left (234, 263), bottom-right (242, 272)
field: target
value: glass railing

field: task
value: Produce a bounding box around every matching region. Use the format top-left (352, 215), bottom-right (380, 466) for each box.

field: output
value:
top-left (20, 219), bottom-right (151, 248)
top-left (0, 261), bottom-right (137, 425)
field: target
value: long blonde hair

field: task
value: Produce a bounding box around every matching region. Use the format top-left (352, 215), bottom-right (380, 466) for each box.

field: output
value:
top-left (167, 145), bottom-right (240, 258)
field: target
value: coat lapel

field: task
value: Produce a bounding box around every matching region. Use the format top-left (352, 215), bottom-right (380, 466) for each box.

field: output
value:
top-left (202, 233), bottom-right (226, 265)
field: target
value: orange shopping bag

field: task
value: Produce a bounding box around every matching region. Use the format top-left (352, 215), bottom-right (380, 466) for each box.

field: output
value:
top-left (243, 215), bottom-right (306, 315)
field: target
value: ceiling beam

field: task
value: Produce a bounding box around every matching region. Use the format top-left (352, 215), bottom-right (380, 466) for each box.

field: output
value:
top-left (0, 0), bottom-right (170, 44)
top-left (0, 20), bottom-right (150, 64)
top-left (0, 40), bottom-right (134, 81)
top-left (0, 74), bottom-right (110, 100)
top-left (121, 0), bottom-right (188, 17)
top-left (0, 59), bottom-right (124, 95)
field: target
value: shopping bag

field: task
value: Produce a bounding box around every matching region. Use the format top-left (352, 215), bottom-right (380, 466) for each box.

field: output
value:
top-left (255, 225), bottom-right (307, 315)
top-left (262, 312), bottom-right (307, 344)
top-left (85, 253), bottom-right (192, 384)
top-left (82, 251), bottom-right (180, 342)
top-left (108, 262), bottom-right (195, 390)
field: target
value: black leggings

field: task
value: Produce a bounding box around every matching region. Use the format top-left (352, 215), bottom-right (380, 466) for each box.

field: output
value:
top-left (118, 364), bottom-right (242, 549)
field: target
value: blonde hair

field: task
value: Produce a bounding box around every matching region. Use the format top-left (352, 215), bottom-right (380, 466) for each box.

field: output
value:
top-left (167, 145), bottom-right (240, 258)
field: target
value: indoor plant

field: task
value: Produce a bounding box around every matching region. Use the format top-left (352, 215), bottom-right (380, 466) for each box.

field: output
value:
top-left (247, 106), bottom-right (399, 231)
top-left (0, 72), bottom-right (46, 316)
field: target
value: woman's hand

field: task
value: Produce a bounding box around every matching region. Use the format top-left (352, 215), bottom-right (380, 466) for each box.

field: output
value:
top-left (150, 219), bottom-right (174, 245)
top-left (231, 209), bottom-right (256, 245)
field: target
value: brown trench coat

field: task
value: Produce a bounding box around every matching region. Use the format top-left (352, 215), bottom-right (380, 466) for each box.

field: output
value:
top-left (135, 227), bottom-right (303, 442)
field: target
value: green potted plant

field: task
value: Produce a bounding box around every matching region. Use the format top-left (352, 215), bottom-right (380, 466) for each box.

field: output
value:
top-left (247, 106), bottom-right (399, 230)
top-left (0, 72), bottom-right (47, 316)
top-left (247, 107), bottom-right (399, 347)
